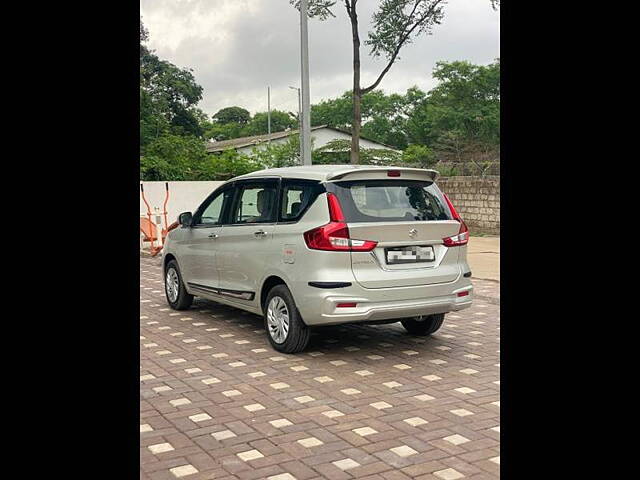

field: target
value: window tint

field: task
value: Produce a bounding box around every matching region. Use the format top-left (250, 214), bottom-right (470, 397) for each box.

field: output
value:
top-left (279, 180), bottom-right (324, 222)
top-left (231, 182), bottom-right (277, 224)
top-left (194, 188), bottom-right (233, 225)
top-left (331, 180), bottom-right (452, 222)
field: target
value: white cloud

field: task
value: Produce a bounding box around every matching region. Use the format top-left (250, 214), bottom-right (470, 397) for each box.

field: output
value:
top-left (140, 0), bottom-right (499, 116)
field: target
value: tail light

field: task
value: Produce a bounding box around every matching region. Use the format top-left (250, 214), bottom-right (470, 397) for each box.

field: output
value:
top-left (442, 193), bottom-right (469, 247)
top-left (304, 193), bottom-right (378, 252)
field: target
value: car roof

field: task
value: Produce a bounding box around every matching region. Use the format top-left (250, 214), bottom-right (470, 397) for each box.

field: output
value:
top-left (231, 164), bottom-right (438, 183)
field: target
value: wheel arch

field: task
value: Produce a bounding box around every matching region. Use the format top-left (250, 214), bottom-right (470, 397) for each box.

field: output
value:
top-left (163, 253), bottom-right (177, 272)
top-left (260, 275), bottom-right (288, 314)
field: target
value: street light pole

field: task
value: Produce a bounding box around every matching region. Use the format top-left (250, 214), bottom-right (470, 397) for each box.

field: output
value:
top-left (299, 0), bottom-right (312, 165)
top-left (267, 86), bottom-right (271, 138)
top-left (289, 86), bottom-right (303, 164)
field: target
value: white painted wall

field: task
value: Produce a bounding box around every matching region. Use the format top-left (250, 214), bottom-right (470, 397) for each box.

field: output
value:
top-left (234, 127), bottom-right (395, 155)
top-left (140, 181), bottom-right (223, 226)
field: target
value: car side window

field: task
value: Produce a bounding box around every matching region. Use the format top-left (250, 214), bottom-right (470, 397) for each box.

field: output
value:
top-left (279, 180), bottom-right (324, 222)
top-left (193, 188), bottom-right (233, 226)
top-left (230, 182), bottom-right (278, 224)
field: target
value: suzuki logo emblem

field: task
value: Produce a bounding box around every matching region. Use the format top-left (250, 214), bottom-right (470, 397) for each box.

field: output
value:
top-left (409, 228), bottom-right (418, 238)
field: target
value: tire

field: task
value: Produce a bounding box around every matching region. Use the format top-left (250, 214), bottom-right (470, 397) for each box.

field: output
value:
top-left (401, 313), bottom-right (445, 336)
top-left (264, 284), bottom-right (310, 353)
top-left (164, 260), bottom-right (193, 310)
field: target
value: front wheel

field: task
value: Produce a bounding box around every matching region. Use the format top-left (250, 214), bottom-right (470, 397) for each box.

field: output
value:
top-left (264, 285), bottom-right (310, 353)
top-left (401, 313), bottom-right (445, 336)
top-left (165, 260), bottom-right (193, 310)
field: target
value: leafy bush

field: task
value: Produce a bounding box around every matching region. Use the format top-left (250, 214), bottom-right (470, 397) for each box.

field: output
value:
top-left (433, 163), bottom-right (459, 177)
top-left (248, 136), bottom-right (301, 169)
top-left (401, 144), bottom-right (437, 168)
top-left (313, 139), bottom-right (401, 165)
top-left (199, 150), bottom-right (262, 181)
top-left (141, 135), bottom-right (209, 180)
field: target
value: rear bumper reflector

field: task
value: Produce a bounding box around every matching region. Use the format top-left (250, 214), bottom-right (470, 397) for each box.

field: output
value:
top-left (336, 302), bottom-right (358, 308)
top-left (457, 291), bottom-right (470, 297)
top-left (309, 282), bottom-right (352, 289)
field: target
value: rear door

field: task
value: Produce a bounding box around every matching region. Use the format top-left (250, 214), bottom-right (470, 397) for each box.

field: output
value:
top-left (216, 178), bottom-right (279, 302)
top-left (328, 179), bottom-right (461, 288)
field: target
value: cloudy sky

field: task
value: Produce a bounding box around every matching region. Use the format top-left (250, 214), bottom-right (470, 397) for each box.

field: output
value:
top-left (140, 0), bottom-right (499, 117)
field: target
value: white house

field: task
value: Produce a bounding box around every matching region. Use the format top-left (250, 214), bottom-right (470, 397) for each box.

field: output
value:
top-left (205, 125), bottom-right (400, 155)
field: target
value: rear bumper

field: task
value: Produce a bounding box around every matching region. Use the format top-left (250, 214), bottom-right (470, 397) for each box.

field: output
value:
top-left (295, 274), bottom-right (472, 326)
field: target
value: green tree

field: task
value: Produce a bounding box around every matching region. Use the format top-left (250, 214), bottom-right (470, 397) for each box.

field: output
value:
top-left (313, 139), bottom-right (401, 165)
top-left (213, 106), bottom-right (251, 125)
top-left (406, 60), bottom-right (500, 159)
top-left (311, 93), bottom-right (352, 128)
top-left (248, 136), bottom-right (302, 169)
top-left (203, 122), bottom-right (246, 142)
top-left (293, 0), bottom-right (447, 164)
top-left (141, 135), bottom-right (209, 180)
top-left (244, 110), bottom-right (296, 136)
top-left (140, 19), bottom-right (204, 150)
top-left (401, 144), bottom-right (436, 168)
top-left (199, 150), bottom-right (262, 180)
top-left (312, 87), bottom-right (426, 150)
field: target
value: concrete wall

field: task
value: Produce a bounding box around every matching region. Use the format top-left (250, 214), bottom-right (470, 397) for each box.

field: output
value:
top-left (140, 181), bottom-right (223, 226)
top-left (140, 176), bottom-right (500, 235)
top-left (437, 176), bottom-right (500, 235)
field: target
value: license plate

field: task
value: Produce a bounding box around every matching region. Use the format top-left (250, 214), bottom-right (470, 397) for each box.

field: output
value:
top-left (385, 245), bottom-right (435, 264)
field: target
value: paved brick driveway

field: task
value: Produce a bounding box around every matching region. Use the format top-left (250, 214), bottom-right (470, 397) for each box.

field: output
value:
top-left (140, 257), bottom-right (500, 480)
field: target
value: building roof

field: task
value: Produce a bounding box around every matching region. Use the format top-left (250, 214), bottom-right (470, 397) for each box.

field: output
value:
top-left (205, 125), bottom-right (399, 153)
top-left (232, 164), bottom-right (438, 182)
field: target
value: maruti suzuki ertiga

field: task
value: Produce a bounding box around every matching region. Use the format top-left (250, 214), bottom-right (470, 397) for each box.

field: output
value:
top-left (162, 165), bottom-right (472, 353)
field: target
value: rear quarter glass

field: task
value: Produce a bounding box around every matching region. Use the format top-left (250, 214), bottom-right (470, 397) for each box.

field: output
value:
top-left (328, 180), bottom-right (453, 223)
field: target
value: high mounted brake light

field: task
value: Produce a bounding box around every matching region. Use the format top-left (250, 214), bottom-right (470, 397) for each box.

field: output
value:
top-left (303, 193), bottom-right (378, 252)
top-left (442, 193), bottom-right (469, 247)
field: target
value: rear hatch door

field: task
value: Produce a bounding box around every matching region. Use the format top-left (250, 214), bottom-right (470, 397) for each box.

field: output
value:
top-left (329, 178), bottom-right (461, 289)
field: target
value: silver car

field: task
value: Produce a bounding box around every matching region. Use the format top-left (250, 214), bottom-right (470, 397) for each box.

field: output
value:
top-left (162, 165), bottom-right (472, 353)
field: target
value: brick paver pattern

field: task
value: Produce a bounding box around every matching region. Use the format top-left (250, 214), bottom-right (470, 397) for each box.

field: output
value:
top-left (140, 257), bottom-right (500, 479)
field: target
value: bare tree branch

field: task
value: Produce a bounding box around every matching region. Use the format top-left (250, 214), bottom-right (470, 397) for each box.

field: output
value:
top-left (362, 0), bottom-right (445, 94)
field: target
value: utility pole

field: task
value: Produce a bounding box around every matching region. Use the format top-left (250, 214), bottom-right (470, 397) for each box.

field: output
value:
top-left (267, 86), bottom-right (271, 142)
top-left (299, 0), bottom-right (312, 165)
top-left (289, 86), bottom-right (302, 163)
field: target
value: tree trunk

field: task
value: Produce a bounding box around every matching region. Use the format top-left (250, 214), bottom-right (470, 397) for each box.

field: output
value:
top-left (348, 2), bottom-right (361, 164)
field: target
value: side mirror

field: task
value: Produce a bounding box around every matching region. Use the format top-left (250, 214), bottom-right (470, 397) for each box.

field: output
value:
top-left (178, 212), bottom-right (193, 227)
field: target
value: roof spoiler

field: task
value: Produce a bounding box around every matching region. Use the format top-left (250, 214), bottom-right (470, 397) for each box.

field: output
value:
top-left (326, 167), bottom-right (439, 183)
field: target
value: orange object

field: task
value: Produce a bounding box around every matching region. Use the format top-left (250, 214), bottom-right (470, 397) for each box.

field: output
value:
top-left (140, 183), bottom-right (173, 256)
top-left (140, 218), bottom-right (158, 242)
top-left (162, 182), bottom-right (170, 237)
top-left (166, 221), bottom-right (179, 234)
top-left (140, 218), bottom-right (163, 255)
top-left (140, 184), bottom-right (156, 252)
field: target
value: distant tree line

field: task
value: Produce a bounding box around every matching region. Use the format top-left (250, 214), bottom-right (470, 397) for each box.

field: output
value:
top-left (140, 19), bottom-right (499, 181)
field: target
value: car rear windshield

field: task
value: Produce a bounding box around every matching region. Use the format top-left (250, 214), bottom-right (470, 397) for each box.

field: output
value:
top-left (330, 180), bottom-right (452, 222)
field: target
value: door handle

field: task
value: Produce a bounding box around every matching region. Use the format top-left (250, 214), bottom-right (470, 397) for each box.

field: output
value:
top-left (254, 230), bottom-right (267, 238)
top-left (208, 233), bottom-right (219, 239)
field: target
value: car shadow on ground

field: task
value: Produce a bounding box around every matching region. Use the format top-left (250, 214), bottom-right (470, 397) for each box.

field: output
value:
top-left (190, 298), bottom-right (456, 360)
